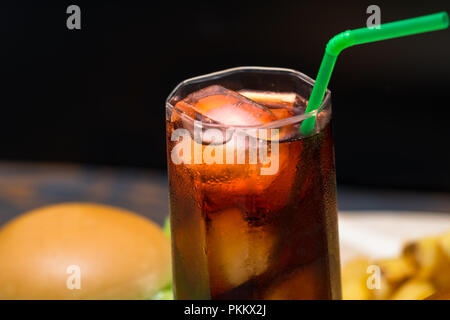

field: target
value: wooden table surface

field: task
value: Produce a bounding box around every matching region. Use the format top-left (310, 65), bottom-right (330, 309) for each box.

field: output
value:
top-left (1, 162), bottom-right (449, 229)
top-left (0, 162), bottom-right (169, 227)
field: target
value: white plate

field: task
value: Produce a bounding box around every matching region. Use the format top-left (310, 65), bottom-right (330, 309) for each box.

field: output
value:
top-left (338, 210), bottom-right (450, 265)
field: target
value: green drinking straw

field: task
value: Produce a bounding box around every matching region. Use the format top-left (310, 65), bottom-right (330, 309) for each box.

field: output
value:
top-left (301, 12), bottom-right (449, 135)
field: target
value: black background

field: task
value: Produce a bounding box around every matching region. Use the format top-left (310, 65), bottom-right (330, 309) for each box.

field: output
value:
top-left (0, 300), bottom-right (444, 317)
top-left (1, 0), bottom-right (450, 191)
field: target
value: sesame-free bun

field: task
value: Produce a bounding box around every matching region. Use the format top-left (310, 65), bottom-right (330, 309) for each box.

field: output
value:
top-left (0, 203), bottom-right (171, 300)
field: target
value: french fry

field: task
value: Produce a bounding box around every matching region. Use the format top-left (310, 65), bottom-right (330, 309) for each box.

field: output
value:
top-left (343, 230), bottom-right (450, 300)
top-left (342, 258), bottom-right (372, 300)
top-left (438, 231), bottom-right (450, 260)
top-left (403, 236), bottom-right (440, 278)
top-left (390, 279), bottom-right (435, 300)
top-left (343, 280), bottom-right (372, 300)
top-left (403, 234), bottom-right (450, 290)
top-left (433, 231), bottom-right (450, 289)
top-left (377, 257), bottom-right (416, 284)
top-left (371, 277), bottom-right (394, 300)
top-left (425, 289), bottom-right (450, 300)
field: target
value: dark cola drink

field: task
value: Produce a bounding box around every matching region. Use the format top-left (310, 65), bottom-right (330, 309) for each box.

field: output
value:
top-left (166, 67), bottom-right (341, 300)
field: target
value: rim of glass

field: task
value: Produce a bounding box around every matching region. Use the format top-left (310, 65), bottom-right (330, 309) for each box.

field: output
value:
top-left (166, 66), bottom-right (331, 129)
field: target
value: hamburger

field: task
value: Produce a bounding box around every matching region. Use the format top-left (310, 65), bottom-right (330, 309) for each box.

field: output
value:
top-left (0, 203), bottom-right (172, 299)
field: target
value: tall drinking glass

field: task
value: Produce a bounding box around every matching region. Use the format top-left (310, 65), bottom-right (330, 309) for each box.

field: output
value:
top-left (165, 67), bottom-right (341, 299)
